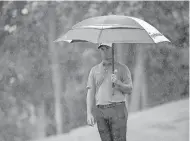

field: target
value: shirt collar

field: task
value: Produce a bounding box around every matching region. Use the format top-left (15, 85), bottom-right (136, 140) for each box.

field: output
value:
top-left (101, 61), bottom-right (117, 67)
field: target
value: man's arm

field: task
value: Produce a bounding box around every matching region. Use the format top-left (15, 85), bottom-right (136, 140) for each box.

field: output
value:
top-left (115, 81), bottom-right (133, 94)
top-left (86, 68), bottom-right (96, 126)
top-left (86, 85), bottom-right (96, 114)
top-left (112, 65), bottom-right (133, 94)
top-left (86, 68), bottom-right (96, 114)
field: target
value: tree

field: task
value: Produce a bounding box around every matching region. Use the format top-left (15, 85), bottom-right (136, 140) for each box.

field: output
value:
top-left (48, 2), bottom-right (63, 134)
top-left (0, 1), bottom-right (188, 140)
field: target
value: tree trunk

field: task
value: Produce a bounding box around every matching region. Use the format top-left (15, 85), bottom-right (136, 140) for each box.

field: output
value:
top-left (129, 45), bottom-right (147, 112)
top-left (141, 64), bottom-right (148, 109)
top-left (36, 100), bottom-right (46, 138)
top-left (48, 3), bottom-right (63, 134)
top-left (117, 43), bottom-right (126, 64)
top-left (116, 43), bottom-right (130, 111)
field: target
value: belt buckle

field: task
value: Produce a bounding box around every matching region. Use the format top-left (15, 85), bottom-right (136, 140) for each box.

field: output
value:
top-left (97, 102), bottom-right (124, 109)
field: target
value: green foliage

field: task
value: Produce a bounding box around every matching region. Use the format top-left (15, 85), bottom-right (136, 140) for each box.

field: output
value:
top-left (0, 1), bottom-right (188, 140)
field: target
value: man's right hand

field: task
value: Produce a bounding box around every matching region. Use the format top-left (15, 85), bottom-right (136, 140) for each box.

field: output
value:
top-left (87, 113), bottom-right (95, 126)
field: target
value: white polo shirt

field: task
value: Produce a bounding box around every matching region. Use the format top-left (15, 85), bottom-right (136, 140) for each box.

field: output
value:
top-left (87, 61), bottom-right (133, 105)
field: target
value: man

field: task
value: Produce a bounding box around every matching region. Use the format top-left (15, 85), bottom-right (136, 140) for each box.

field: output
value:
top-left (86, 43), bottom-right (133, 141)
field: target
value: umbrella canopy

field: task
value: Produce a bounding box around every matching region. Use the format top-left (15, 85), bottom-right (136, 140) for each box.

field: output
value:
top-left (55, 15), bottom-right (171, 89)
top-left (55, 15), bottom-right (170, 44)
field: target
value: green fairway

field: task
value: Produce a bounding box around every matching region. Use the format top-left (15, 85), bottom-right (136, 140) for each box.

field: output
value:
top-left (31, 99), bottom-right (189, 141)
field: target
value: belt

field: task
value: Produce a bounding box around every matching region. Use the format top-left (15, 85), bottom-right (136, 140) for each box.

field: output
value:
top-left (97, 102), bottom-right (125, 109)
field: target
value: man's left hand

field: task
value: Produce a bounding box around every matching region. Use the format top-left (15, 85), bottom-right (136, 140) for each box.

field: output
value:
top-left (111, 74), bottom-right (122, 86)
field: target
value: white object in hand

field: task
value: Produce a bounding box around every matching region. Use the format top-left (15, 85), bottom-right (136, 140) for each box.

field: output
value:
top-left (111, 73), bottom-right (117, 83)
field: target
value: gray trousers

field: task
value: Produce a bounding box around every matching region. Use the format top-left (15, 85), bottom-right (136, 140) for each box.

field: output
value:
top-left (95, 103), bottom-right (128, 141)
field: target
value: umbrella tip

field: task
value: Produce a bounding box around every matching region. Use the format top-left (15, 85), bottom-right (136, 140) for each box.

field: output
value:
top-left (53, 39), bottom-right (73, 43)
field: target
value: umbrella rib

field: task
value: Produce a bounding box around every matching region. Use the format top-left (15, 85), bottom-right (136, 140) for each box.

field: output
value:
top-left (73, 25), bottom-right (142, 30)
top-left (97, 26), bottom-right (103, 43)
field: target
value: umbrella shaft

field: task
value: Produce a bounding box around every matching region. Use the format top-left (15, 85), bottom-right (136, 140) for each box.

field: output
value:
top-left (112, 44), bottom-right (115, 88)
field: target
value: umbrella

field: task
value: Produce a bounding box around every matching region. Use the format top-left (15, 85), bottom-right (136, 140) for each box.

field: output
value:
top-left (55, 15), bottom-right (170, 87)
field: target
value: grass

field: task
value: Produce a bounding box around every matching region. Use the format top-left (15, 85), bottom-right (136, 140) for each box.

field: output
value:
top-left (31, 98), bottom-right (189, 141)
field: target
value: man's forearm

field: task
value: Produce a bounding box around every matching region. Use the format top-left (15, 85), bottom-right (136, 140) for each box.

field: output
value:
top-left (117, 83), bottom-right (133, 94)
top-left (86, 89), bottom-right (95, 114)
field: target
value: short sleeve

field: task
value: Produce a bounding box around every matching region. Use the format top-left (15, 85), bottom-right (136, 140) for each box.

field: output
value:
top-left (122, 65), bottom-right (133, 86)
top-left (86, 67), bottom-right (95, 90)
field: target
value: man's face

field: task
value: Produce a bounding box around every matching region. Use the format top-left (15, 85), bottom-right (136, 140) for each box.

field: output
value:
top-left (99, 45), bottom-right (112, 61)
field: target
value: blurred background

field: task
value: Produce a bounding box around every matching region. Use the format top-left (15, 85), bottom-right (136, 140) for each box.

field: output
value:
top-left (0, 1), bottom-right (189, 141)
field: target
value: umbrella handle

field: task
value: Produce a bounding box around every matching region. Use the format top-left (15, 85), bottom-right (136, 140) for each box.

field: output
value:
top-left (112, 44), bottom-right (115, 88)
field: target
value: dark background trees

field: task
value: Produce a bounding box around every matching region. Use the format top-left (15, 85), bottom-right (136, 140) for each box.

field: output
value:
top-left (0, 1), bottom-right (188, 141)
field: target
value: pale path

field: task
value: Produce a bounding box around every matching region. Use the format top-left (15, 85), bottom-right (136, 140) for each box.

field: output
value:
top-left (31, 99), bottom-right (189, 141)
